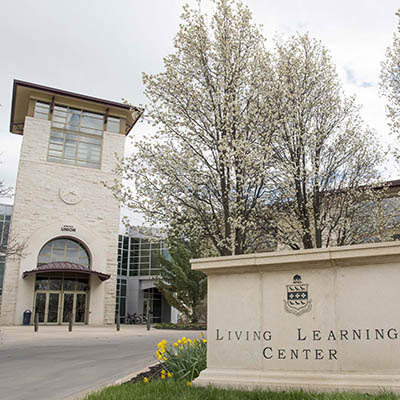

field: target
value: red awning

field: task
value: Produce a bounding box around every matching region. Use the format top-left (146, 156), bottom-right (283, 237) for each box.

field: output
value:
top-left (22, 262), bottom-right (111, 281)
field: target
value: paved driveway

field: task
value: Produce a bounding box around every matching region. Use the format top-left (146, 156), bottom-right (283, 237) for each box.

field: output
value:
top-left (0, 325), bottom-right (205, 400)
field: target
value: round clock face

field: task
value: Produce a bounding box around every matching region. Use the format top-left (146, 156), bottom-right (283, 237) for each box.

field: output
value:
top-left (59, 187), bottom-right (81, 205)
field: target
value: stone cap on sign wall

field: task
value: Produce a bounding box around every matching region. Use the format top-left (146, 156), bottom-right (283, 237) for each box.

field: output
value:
top-left (191, 241), bottom-right (400, 275)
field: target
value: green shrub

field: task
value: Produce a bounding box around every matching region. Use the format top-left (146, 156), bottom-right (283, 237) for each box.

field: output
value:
top-left (156, 335), bottom-right (207, 383)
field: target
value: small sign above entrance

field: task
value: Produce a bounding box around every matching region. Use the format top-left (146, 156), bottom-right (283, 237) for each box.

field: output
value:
top-left (61, 225), bottom-right (76, 232)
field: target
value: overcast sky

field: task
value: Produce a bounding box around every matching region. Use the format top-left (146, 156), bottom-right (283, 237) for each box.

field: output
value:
top-left (0, 0), bottom-right (399, 207)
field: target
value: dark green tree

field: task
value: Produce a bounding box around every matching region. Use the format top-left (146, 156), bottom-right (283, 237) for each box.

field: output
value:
top-left (156, 236), bottom-right (207, 324)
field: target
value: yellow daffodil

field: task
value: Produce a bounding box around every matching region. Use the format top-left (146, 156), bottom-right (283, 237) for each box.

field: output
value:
top-left (186, 381), bottom-right (192, 387)
top-left (187, 338), bottom-right (191, 343)
top-left (161, 369), bottom-right (166, 375)
top-left (200, 332), bottom-right (204, 338)
top-left (161, 339), bottom-right (167, 345)
top-left (173, 342), bottom-right (178, 347)
top-left (203, 339), bottom-right (207, 343)
top-left (156, 350), bottom-right (165, 358)
top-left (177, 339), bottom-right (182, 344)
top-left (161, 374), bottom-right (166, 380)
top-left (143, 377), bottom-right (149, 383)
top-left (167, 372), bottom-right (173, 378)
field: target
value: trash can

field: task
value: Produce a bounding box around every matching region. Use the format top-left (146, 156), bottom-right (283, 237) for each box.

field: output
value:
top-left (23, 310), bottom-right (32, 325)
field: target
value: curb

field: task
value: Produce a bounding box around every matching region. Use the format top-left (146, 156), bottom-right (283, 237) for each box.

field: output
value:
top-left (114, 361), bottom-right (159, 385)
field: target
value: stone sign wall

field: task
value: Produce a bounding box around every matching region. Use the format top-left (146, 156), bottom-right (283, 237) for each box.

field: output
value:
top-left (191, 242), bottom-right (400, 393)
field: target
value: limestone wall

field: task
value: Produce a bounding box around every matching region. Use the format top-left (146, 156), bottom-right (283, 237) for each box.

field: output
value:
top-left (0, 117), bottom-right (124, 325)
top-left (192, 241), bottom-right (400, 393)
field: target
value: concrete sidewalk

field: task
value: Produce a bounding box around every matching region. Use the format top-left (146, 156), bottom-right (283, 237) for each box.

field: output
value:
top-left (0, 325), bottom-right (205, 400)
top-left (0, 324), bottom-right (168, 345)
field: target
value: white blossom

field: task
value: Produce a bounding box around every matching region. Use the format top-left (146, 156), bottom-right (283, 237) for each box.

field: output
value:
top-left (110, 1), bottom-right (399, 255)
top-left (381, 9), bottom-right (400, 153)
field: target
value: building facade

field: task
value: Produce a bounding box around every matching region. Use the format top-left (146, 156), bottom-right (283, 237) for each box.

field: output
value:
top-left (0, 80), bottom-right (141, 325)
top-left (116, 229), bottom-right (178, 324)
top-left (0, 202), bottom-right (178, 325)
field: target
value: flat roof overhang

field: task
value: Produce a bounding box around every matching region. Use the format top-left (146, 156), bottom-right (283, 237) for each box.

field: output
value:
top-left (10, 79), bottom-right (143, 135)
top-left (22, 262), bottom-right (111, 282)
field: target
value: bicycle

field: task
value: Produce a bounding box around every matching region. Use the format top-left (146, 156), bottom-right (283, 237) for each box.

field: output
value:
top-left (132, 313), bottom-right (143, 324)
top-left (126, 313), bottom-right (141, 324)
top-left (125, 313), bottom-right (134, 324)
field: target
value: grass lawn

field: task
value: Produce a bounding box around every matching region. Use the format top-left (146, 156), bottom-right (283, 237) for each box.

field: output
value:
top-left (83, 380), bottom-right (399, 400)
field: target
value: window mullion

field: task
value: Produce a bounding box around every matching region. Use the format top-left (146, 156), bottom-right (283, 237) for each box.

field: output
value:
top-left (62, 132), bottom-right (67, 161)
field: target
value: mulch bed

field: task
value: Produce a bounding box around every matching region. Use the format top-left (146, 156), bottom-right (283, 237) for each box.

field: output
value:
top-left (153, 323), bottom-right (207, 330)
top-left (129, 363), bottom-right (164, 384)
top-left (153, 327), bottom-right (206, 330)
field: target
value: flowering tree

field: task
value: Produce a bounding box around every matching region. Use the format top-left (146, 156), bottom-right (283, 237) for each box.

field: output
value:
top-left (381, 9), bottom-right (400, 141)
top-left (114, 1), bottom-right (397, 255)
top-left (117, 0), bottom-right (275, 256)
top-left (255, 34), bottom-right (396, 249)
top-left (0, 179), bottom-right (11, 199)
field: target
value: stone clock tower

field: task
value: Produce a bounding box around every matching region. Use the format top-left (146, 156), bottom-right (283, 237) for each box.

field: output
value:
top-left (0, 80), bottom-right (142, 325)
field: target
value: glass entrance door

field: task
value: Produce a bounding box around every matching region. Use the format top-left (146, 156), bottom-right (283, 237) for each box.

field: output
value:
top-left (34, 293), bottom-right (46, 323)
top-left (75, 293), bottom-right (86, 323)
top-left (62, 293), bottom-right (74, 323)
top-left (34, 292), bottom-right (60, 324)
top-left (143, 288), bottom-right (162, 323)
top-left (62, 292), bottom-right (87, 324)
top-left (33, 275), bottom-right (89, 325)
top-left (34, 291), bottom-right (87, 325)
top-left (47, 293), bottom-right (60, 323)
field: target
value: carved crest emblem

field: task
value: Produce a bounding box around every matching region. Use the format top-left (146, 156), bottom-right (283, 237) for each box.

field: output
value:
top-left (284, 275), bottom-right (312, 316)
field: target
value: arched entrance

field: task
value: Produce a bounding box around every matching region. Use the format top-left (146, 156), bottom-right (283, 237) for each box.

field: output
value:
top-left (23, 237), bottom-right (110, 325)
top-left (33, 273), bottom-right (89, 324)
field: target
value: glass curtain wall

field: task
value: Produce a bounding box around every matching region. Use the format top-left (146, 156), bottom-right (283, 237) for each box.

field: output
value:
top-left (117, 235), bottom-right (168, 277)
top-left (116, 235), bottom-right (169, 323)
top-left (0, 211), bottom-right (11, 294)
